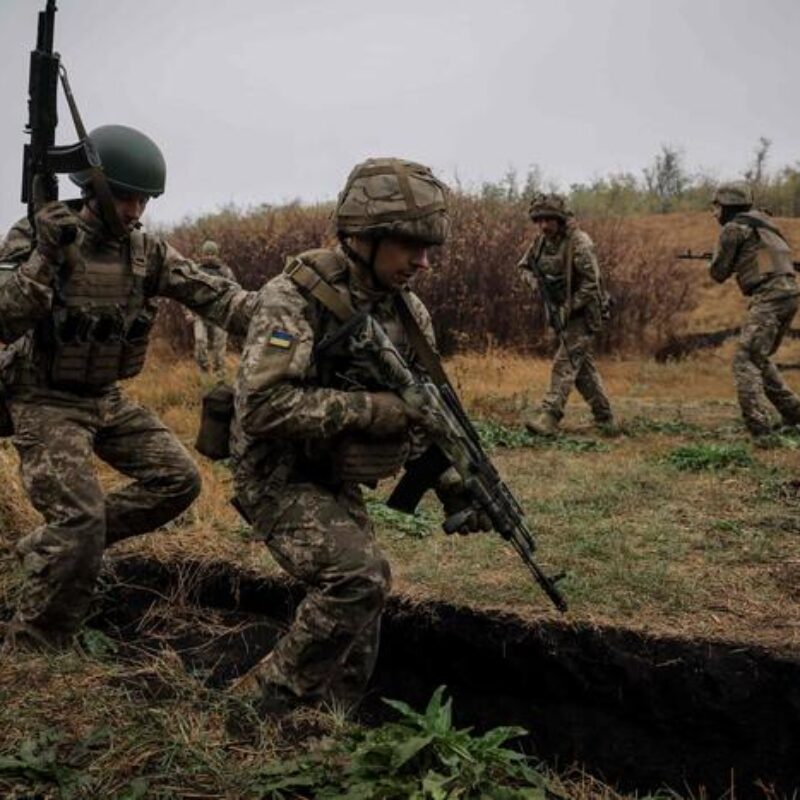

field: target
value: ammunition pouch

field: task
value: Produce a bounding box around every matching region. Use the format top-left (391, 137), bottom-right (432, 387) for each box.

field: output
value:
top-left (332, 433), bottom-right (410, 484)
top-left (195, 382), bottom-right (235, 460)
top-left (46, 306), bottom-right (154, 389)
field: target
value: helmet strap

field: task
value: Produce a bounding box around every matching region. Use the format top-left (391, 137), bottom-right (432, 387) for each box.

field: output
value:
top-left (338, 234), bottom-right (382, 272)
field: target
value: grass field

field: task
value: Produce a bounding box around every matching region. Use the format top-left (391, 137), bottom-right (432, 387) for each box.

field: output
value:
top-left (3, 211), bottom-right (800, 797)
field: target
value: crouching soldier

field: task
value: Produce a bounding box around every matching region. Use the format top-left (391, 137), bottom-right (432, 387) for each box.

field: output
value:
top-left (230, 158), bottom-right (490, 714)
top-left (0, 124), bottom-right (255, 652)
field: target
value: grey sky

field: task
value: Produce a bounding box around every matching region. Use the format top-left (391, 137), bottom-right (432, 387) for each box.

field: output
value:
top-left (1, 0), bottom-right (798, 230)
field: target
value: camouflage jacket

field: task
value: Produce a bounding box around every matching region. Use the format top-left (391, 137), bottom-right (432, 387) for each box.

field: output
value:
top-left (0, 205), bottom-right (256, 398)
top-left (710, 209), bottom-right (798, 300)
top-left (231, 246), bottom-right (435, 516)
top-left (197, 256), bottom-right (235, 283)
top-left (517, 224), bottom-right (606, 327)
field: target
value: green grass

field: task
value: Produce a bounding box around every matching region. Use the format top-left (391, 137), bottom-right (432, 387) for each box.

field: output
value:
top-left (662, 442), bottom-right (754, 472)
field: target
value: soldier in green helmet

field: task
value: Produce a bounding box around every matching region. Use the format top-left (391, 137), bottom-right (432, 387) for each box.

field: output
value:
top-left (0, 124), bottom-right (256, 652)
top-left (517, 193), bottom-right (614, 436)
top-left (709, 182), bottom-right (800, 436)
top-left (188, 239), bottom-right (238, 375)
top-left (229, 158), bottom-right (489, 715)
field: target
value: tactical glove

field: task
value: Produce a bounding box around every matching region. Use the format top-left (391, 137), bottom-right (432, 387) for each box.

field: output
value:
top-left (436, 467), bottom-right (492, 535)
top-left (363, 392), bottom-right (421, 437)
top-left (35, 202), bottom-right (79, 263)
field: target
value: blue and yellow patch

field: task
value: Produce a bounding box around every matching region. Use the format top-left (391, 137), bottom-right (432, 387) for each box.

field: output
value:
top-left (268, 329), bottom-right (295, 349)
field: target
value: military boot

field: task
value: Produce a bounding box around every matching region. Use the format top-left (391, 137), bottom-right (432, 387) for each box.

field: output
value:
top-left (525, 410), bottom-right (559, 437)
top-left (229, 654), bottom-right (307, 717)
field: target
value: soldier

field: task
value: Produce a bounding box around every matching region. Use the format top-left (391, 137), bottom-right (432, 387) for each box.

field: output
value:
top-left (518, 193), bottom-right (614, 435)
top-left (190, 240), bottom-right (237, 375)
top-left (709, 183), bottom-right (800, 436)
top-left (0, 124), bottom-right (255, 651)
top-left (229, 158), bottom-right (489, 714)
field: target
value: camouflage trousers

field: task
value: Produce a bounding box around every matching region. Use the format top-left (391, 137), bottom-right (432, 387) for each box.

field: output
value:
top-left (540, 316), bottom-right (613, 422)
top-left (8, 388), bottom-right (201, 640)
top-left (193, 318), bottom-right (228, 374)
top-left (244, 480), bottom-right (391, 706)
top-left (733, 293), bottom-right (800, 435)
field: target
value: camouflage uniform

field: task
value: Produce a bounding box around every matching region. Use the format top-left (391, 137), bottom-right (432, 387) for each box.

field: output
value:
top-left (192, 254), bottom-right (237, 374)
top-left (231, 158), bottom-right (451, 708)
top-left (518, 195), bottom-right (613, 433)
top-left (709, 196), bottom-right (800, 435)
top-left (0, 208), bottom-right (255, 646)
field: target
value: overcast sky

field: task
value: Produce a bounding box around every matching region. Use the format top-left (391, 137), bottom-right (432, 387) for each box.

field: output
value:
top-left (1, 0), bottom-right (798, 230)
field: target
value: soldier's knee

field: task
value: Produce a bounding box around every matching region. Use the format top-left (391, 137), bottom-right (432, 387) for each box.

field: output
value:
top-left (349, 555), bottom-right (392, 611)
top-left (173, 462), bottom-right (202, 509)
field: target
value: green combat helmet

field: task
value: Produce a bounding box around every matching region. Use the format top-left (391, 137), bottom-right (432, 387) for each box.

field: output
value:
top-left (334, 158), bottom-right (450, 245)
top-left (201, 240), bottom-right (220, 257)
top-left (712, 182), bottom-right (753, 208)
top-left (528, 192), bottom-right (572, 222)
top-left (70, 125), bottom-right (167, 197)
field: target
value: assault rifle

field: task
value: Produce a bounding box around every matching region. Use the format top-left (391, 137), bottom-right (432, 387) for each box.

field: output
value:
top-left (528, 260), bottom-right (577, 369)
top-left (21, 1), bottom-right (124, 243)
top-left (347, 310), bottom-right (569, 612)
top-left (676, 249), bottom-right (800, 270)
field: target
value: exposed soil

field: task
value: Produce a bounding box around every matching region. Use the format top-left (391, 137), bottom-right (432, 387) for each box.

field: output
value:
top-left (655, 327), bottom-right (800, 362)
top-left (86, 555), bottom-right (800, 799)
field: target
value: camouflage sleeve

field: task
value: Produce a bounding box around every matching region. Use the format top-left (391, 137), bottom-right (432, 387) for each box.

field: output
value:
top-left (709, 224), bottom-right (744, 284)
top-left (405, 290), bottom-right (437, 351)
top-left (220, 261), bottom-right (237, 283)
top-left (234, 274), bottom-right (371, 439)
top-left (516, 241), bottom-right (539, 293)
top-left (0, 219), bottom-right (56, 343)
top-left (569, 230), bottom-right (602, 312)
top-left (152, 239), bottom-right (257, 335)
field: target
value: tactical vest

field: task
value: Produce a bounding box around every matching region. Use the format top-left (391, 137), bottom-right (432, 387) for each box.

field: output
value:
top-left (530, 233), bottom-right (575, 307)
top-left (284, 249), bottom-right (417, 390)
top-left (731, 213), bottom-right (795, 294)
top-left (39, 229), bottom-right (156, 390)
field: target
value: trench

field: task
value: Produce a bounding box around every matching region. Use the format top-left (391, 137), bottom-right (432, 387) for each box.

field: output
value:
top-left (90, 555), bottom-right (800, 798)
top-left (655, 326), bottom-right (800, 362)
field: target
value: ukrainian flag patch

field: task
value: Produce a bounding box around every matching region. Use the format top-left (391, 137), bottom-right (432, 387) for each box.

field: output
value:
top-left (268, 329), bottom-right (294, 349)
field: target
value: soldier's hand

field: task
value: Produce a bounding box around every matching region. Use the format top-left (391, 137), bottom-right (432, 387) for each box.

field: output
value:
top-left (35, 202), bottom-right (79, 262)
top-left (436, 468), bottom-right (492, 535)
top-left (364, 392), bottom-right (422, 437)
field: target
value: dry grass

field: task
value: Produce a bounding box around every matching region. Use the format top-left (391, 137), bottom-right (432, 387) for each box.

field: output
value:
top-left (4, 335), bottom-right (800, 651)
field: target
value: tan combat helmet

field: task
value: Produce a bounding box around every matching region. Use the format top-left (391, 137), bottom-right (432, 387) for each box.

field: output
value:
top-left (712, 183), bottom-right (753, 208)
top-left (201, 240), bottom-right (220, 257)
top-left (528, 192), bottom-right (572, 222)
top-left (334, 158), bottom-right (450, 245)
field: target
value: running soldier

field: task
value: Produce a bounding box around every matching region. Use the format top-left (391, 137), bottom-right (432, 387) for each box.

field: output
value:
top-left (0, 125), bottom-right (255, 651)
top-left (518, 193), bottom-right (614, 435)
top-left (230, 158), bottom-right (489, 714)
top-left (709, 183), bottom-right (800, 436)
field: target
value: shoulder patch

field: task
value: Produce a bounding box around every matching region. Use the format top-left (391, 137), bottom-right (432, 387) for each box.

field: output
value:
top-left (267, 329), bottom-right (295, 349)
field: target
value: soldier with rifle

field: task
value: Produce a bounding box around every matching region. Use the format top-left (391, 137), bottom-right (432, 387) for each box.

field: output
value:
top-left (701, 183), bottom-right (800, 436)
top-left (0, 1), bottom-right (256, 652)
top-left (229, 158), bottom-right (566, 716)
top-left (517, 193), bottom-right (614, 436)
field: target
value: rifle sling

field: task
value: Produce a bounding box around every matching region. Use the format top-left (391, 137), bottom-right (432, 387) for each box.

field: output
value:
top-left (284, 257), bottom-right (454, 391)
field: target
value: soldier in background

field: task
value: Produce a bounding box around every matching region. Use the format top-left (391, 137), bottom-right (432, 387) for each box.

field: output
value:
top-left (229, 158), bottom-right (490, 715)
top-left (190, 240), bottom-right (237, 375)
top-left (518, 193), bottom-right (614, 435)
top-left (0, 124), bottom-right (255, 652)
top-left (709, 183), bottom-right (800, 436)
